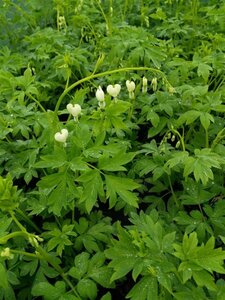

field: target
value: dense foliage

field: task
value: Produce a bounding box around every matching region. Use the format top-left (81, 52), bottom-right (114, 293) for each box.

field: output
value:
top-left (1, 0), bottom-right (225, 299)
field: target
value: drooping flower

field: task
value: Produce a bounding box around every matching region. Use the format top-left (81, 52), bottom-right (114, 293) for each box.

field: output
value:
top-left (66, 103), bottom-right (82, 120)
top-left (126, 80), bottom-right (135, 92)
top-left (126, 80), bottom-right (135, 99)
top-left (107, 84), bottom-right (121, 98)
top-left (151, 77), bottom-right (157, 92)
top-left (54, 129), bottom-right (68, 145)
top-left (96, 86), bottom-right (105, 102)
top-left (142, 76), bottom-right (148, 93)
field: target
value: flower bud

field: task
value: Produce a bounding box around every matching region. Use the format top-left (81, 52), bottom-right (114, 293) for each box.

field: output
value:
top-left (107, 84), bottom-right (121, 98)
top-left (54, 129), bottom-right (68, 144)
top-left (96, 86), bottom-right (105, 102)
top-left (0, 247), bottom-right (14, 259)
top-left (142, 76), bottom-right (148, 93)
top-left (151, 77), bottom-right (157, 92)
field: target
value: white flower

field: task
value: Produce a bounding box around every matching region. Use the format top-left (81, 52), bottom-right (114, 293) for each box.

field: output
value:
top-left (142, 76), bottom-right (148, 93)
top-left (151, 77), bottom-right (157, 92)
top-left (126, 80), bottom-right (135, 92)
top-left (66, 103), bottom-right (82, 118)
top-left (107, 84), bottom-right (121, 98)
top-left (143, 77), bottom-right (148, 87)
top-left (54, 129), bottom-right (68, 144)
top-left (96, 86), bottom-right (105, 102)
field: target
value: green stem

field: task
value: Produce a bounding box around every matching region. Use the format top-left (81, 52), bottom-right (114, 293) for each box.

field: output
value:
top-left (10, 249), bottom-right (39, 259)
top-left (0, 231), bottom-right (28, 244)
top-left (168, 175), bottom-right (179, 208)
top-left (211, 128), bottom-right (225, 149)
top-left (27, 93), bottom-right (46, 112)
top-left (9, 210), bottom-right (27, 232)
top-left (55, 66), bottom-right (170, 113)
top-left (171, 129), bottom-right (185, 151)
top-left (16, 208), bottom-right (42, 234)
top-left (95, 0), bottom-right (111, 35)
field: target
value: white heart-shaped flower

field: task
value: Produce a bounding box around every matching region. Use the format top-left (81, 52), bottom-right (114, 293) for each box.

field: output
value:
top-left (66, 103), bottom-right (82, 117)
top-left (107, 84), bottom-right (121, 98)
top-left (126, 80), bottom-right (135, 92)
top-left (54, 128), bottom-right (68, 143)
top-left (96, 86), bottom-right (105, 102)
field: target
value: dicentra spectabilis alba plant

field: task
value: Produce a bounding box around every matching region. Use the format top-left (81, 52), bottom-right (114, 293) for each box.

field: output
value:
top-left (126, 80), bottom-right (135, 99)
top-left (142, 76), bottom-right (148, 93)
top-left (54, 128), bottom-right (68, 146)
top-left (66, 103), bottom-right (82, 121)
top-left (107, 84), bottom-right (121, 99)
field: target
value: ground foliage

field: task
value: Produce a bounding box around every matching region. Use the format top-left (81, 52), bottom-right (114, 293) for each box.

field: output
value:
top-left (0, 0), bottom-right (225, 299)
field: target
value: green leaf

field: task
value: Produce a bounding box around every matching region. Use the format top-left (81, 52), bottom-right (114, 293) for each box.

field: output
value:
top-left (165, 151), bottom-right (189, 169)
top-left (199, 112), bottom-right (214, 131)
top-left (105, 225), bottom-right (139, 282)
top-left (173, 232), bottom-right (225, 290)
top-left (77, 278), bottom-right (97, 300)
top-left (192, 270), bottom-right (216, 291)
top-left (100, 292), bottom-right (112, 300)
top-left (126, 276), bottom-right (158, 300)
top-left (177, 110), bottom-right (201, 126)
top-left (32, 281), bottom-right (66, 300)
top-left (147, 110), bottom-right (160, 127)
top-left (69, 252), bottom-right (90, 280)
top-left (0, 263), bottom-right (8, 289)
top-left (34, 147), bottom-right (67, 168)
top-left (77, 170), bottom-right (104, 213)
top-left (183, 149), bottom-right (222, 185)
top-left (105, 175), bottom-right (140, 208)
top-left (197, 63), bottom-right (212, 82)
top-left (98, 151), bottom-right (136, 172)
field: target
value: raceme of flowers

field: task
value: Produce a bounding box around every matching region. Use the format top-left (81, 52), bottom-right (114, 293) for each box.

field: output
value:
top-left (54, 77), bottom-right (164, 145)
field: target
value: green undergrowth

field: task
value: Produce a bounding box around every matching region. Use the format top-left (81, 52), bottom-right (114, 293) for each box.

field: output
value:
top-left (0, 0), bottom-right (225, 299)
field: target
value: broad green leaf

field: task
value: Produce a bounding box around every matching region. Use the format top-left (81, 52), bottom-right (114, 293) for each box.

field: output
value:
top-left (192, 270), bottom-right (216, 291)
top-left (100, 292), bottom-right (112, 300)
top-left (32, 281), bottom-right (66, 300)
top-left (98, 151), bottom-right (136, 172)
top-left (126, 276), bottom-right (158, 300)
top-left (199, 112), bottom-right (214, 131)
top-left (165, 151), bottom-right (189, 169)
top-left (147, 110), bottom-right (160, 127)
top-left (105, 175), bottom-right (140, 208)
top-left (77, 170), bottom-right (104, 213)
top-left (177, 110), bottom-right (201, 126)
top-left (69, 252), bottom-right (90, 280)
top-left (34, 148), bottom-right (67, 168)
top-left (197, 63), bottom-right (212, 82)
top-left (173, 232), bottom-right (225, 289)
top-left (183, 149), bottom-right (222, 185)
top-left (0, 263), bottom-right (8, 289)
top-left (77, 278), bottom-right (97, 300)
top-left (105, 225), bottom-right (139, 282)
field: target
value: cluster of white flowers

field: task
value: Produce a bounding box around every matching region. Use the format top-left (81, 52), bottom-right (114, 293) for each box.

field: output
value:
top-left (54, 103), bottom-right (82, 146)
top-left (54, 76), bottom-right (170, 145)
